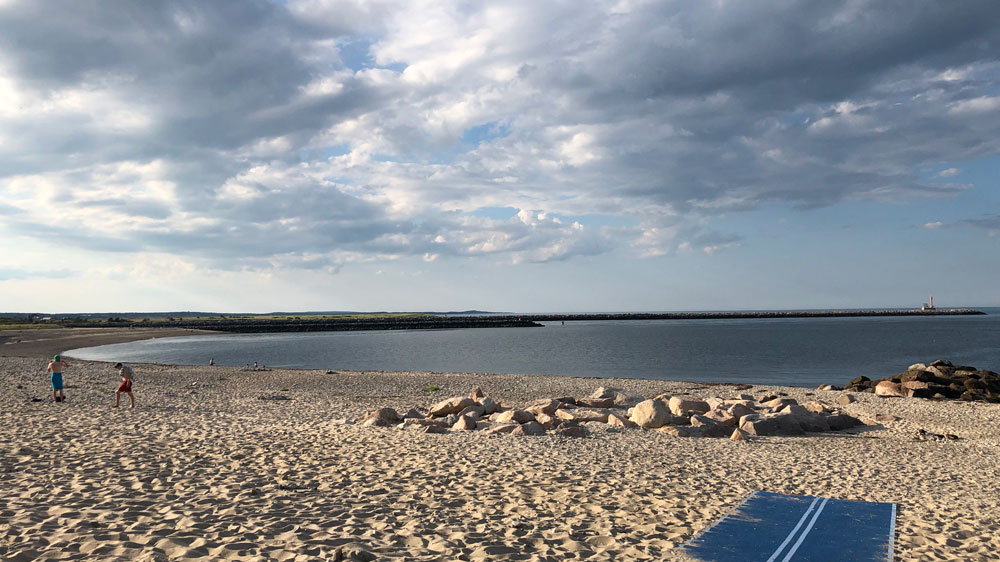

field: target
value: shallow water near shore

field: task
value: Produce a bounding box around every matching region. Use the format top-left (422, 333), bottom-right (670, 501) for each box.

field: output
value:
top-left (64, 308), bottom-right (1000, 387)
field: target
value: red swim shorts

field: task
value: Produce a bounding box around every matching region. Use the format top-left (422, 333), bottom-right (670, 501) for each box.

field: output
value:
top-left (117, 380), bottom-right (132, 393)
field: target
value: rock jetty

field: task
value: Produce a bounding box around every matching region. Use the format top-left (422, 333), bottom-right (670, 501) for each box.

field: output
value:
top-left (524, 309), bottom-right (983, 321)
top-left (843, 360), bottom-right (1000, 403)
top-left (360, 386), bottom-right (866, 438)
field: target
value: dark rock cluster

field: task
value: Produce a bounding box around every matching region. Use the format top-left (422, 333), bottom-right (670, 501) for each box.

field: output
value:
top-left (844, 360), bottom-right (1000, 403)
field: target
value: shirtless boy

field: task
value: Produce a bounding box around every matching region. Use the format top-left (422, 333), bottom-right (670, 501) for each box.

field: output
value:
top-left (46, 355), bottom-right (68, 402)
top-left (113, 362), bottom-right (135, 408)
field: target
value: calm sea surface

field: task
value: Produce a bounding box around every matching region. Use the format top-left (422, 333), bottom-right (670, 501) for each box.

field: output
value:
top-left (65, 309), bottom-right (1000, 387)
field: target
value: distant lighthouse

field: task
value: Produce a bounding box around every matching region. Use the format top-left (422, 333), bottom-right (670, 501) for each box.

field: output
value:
top-left (922, 296), bottom-right (935, 311)
top-left (930, 295), bottom-right (934, 309)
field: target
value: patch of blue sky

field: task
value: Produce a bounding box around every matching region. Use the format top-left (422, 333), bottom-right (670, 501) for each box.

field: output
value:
top-left (370, 149), bottom-right (456, 165)
top-left (0, 267), bottom-right (73, 281)
top-left (461, 121), bottom-right (510, 148)
top-left (918, 164), bottom-right (964, 183)
top-left (469, 207), bottom-right (636, 228)
top-left (423, 146), bottom-right (477, 166)
top-left (300, 144), bottom-right (350, 162)
top-left (337, 37), bottom-right (374, 71)
top-left (952, 160), bottom-right (1000, 213)
top-left (562, 213), bottom-right (637, 228)
top-left (471, 206), bottom-right (519, 220)
top-left (917, 154), bottom-right (999, 207)
top-left (712, 204), bottom-right (949, 293)
top-left (721, 197), bottom-right (996, 283)
top-left (777, 112), bottom-right (812, 127)
top-left (337, 36), bottom-right (407, 73)
top-left (361, 122), bottom-right (512, 167)
top-left (720, 200), bottom-right (916, 244)
top-left (323, 144), bottom-right (351, 158)
top-left (322, 176), bottom-right (354, 185)
top-left (949, 154), bottom-right (1000, 184)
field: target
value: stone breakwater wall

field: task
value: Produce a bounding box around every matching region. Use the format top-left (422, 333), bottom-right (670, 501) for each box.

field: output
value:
top-left (523, 309), bottom-right (984, 321)
top-left (354, 385), bottom-right (867, 439)
top-left (843, 359), bottom-right (1000, 403)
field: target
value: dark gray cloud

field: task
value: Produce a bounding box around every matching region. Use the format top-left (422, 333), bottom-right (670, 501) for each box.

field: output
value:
top-left (75, 198), bottom-right (173, 220)
top-left (1, 0), bottom-right (999, 270)
top-left (497, 1), bottom-right (1000, 212)
top-left (608, 2), bottom-right (1000, 105)
top-left (0, 0), bottom-right (378, 177)
top-left (965, 215), bottom-right (1000, 232)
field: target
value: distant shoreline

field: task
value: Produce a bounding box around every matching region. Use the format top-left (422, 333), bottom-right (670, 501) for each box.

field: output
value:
top-left (86, 307), bottom-right (985, 332)
top-left (2, 308), bottom-right (986, 358)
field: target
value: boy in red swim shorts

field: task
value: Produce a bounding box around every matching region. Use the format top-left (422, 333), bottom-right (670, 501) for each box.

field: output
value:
top-left (113, 362), bottom-right (135, 408)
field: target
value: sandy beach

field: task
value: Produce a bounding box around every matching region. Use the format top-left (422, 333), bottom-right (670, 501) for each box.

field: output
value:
top-left (1, 331), bottom-right (999, 561)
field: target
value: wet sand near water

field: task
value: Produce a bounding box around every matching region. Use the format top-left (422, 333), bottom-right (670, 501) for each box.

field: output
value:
top-left (1, 328), bottom-right (219, 359)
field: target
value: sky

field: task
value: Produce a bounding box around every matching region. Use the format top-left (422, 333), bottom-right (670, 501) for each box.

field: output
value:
top-left (1, 0), bottom-right (999, 313)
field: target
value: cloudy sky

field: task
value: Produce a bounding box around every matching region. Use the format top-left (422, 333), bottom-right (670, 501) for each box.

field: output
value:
top-left (1, 1), bottom-right (999, 313)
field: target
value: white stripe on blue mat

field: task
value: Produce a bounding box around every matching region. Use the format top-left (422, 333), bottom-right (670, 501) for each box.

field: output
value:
top-left (888, 503), bottom-right (896, 562)
top-left (779, 497), bottom-right (829, 562)
top-left (681, 491), bottom-right (896, 562)
top-left (764, 497), bottom-right (819, 562)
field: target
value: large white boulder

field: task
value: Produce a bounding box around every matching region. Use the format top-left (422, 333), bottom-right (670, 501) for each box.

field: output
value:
top-left (629, 399), bottom-right (670, 428)
top-left (511, 421), bottom-right (546, 436)
top-left (607, 412), bottom-right (637, 428)
top-left (668, 396), bottom-right (711, 416)
top-left (479, 396), bottom-right (499, 415)
top-left (526, 399), bottom-right (562, 415)
top-left (728, 404), bottom-right (755, 420)
top-left (739, 413), bottom-right (805, 436)
top-left (429, 396), bottom-right (476, 417)
top-left (874, 381), bottom-right (904, 397)
top-left (555, 408), bottom-right (609, 423)
top-left (362, 407), bottom-right (400, 424)
top-left (494, 409), bottom-right (536, 424)
top-left (452, 414), bottom-right (477, 431)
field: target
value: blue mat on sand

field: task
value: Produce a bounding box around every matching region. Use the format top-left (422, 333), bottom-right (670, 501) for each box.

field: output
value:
top-left (681, 491), bottom-right (896, 562)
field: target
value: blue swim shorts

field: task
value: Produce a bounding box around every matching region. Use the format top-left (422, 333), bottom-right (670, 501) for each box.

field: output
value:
top-left (51, 372), bottom-right (63, 390)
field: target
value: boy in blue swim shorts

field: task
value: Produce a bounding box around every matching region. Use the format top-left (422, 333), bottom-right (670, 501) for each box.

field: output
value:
top-left (46, 354), bottom-right (69, 403)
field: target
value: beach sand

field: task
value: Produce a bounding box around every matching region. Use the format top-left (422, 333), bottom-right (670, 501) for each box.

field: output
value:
top-left (1, 335), bottom-right (998, 560)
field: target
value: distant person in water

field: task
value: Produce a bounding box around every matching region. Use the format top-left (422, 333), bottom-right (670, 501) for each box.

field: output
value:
top-left (209, 358), bottom-right (214, 366)
top-left (113, 362), bottom-right (135, 408)
top-left (46, 355), bottom-right (68, 403)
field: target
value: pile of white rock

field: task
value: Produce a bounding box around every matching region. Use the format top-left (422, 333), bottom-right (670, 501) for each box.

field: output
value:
top-left (359, 386), bottom-right (866, 440)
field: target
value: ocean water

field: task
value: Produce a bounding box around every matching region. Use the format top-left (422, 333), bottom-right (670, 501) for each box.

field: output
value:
top-left (65, 309), bottom-right (1000, 387)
